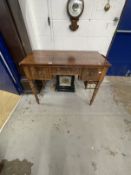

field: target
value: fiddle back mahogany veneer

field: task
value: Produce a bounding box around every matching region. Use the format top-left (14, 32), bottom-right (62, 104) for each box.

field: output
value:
top-left (20, 51), bottom-right (111, 105)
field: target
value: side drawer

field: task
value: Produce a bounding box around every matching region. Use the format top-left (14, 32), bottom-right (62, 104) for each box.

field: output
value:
top-left (81, 68), bottom-right (103, 81)
top-left (29, 66), bottom-right (51, 80)
top-left (52, 67), bottom-right (80, 75)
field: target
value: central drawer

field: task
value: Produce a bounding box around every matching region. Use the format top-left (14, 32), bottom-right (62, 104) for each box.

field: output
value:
top-left (52, 67), bottom-right (80, 75)
top-left (30, 66), bottom-right (51, 80)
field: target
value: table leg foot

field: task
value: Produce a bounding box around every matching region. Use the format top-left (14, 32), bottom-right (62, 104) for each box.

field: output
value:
top-left (89, 87), bottom-right (99, 105)
top-left (84, 81), bottom-right (88, 89)
top-left (35, 95), bottom-right (40, 104)
top-left (29, 80), bottom-right (40, 104)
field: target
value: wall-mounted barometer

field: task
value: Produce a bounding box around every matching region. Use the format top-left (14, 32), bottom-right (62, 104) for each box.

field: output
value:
top-left (67, 0), bottom-right (84, 31)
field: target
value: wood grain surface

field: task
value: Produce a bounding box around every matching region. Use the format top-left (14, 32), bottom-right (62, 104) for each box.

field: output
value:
top-left (0, 90), bottom-right (20, 129)
top-left (20, 50), bottom-right (111, 67)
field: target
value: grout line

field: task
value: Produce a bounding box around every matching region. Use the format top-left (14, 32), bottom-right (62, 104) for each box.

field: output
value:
top-left (0, 96), bottom-right (22, 134)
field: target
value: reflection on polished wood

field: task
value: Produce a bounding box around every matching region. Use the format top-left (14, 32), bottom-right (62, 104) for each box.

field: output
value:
top-left (20, 51), bottom-right (111, 105)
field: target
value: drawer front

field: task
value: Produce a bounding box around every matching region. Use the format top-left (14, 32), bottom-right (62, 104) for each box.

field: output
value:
top-left (52, 67), bottom-right (80, 75)
top-left (30, 67), bottom-right (51, 80)
top-left (81, 68), bottom-right (103, 81)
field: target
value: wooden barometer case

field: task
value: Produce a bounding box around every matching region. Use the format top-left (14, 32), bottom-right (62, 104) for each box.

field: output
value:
top-left (67, 0), bottom-right (84, 31)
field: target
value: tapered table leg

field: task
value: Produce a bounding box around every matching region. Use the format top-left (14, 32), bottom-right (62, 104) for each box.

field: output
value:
top-left (89, 81), bottom-right (101, 105)
top-left (89, 67), bottom-right (108, 105)
top-left (89, 87), bottom-right (99, 105)
top-left (29, 80), bottom-right (39, 104)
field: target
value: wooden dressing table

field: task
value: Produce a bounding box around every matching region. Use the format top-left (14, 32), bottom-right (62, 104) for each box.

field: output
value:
top-left (20, 51), bottom-right (111, 105)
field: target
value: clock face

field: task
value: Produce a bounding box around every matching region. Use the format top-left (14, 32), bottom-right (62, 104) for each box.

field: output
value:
top-left (68, 0), bottom-right (84, 18)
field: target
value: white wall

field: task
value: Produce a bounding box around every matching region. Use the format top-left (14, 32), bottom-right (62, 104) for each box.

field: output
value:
top-left (19, 0), bottom-right (126, 55)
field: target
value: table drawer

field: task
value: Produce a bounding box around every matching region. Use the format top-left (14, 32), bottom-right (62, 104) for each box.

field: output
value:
top-left (30, 67), bottom-right (51, 80)
top-left (81, 68), bottom-right (103, 81)
top-left (52, 67), bottom-right (80, 75)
